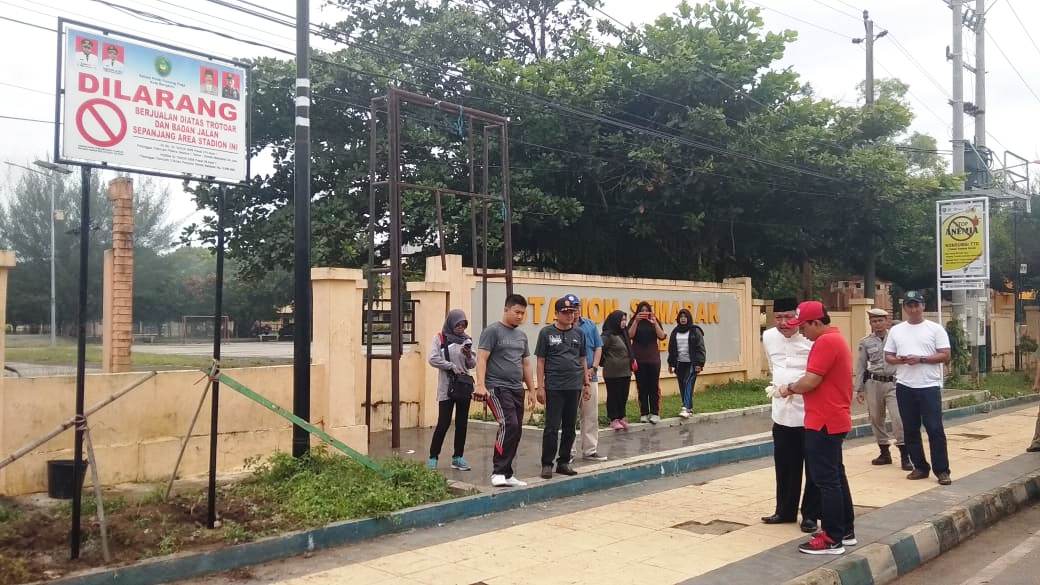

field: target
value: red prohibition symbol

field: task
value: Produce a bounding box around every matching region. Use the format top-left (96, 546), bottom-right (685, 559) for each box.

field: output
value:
top-left (75, 98), bottom-right (127, 148)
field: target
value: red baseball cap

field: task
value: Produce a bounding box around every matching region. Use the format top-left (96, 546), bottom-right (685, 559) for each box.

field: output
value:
top-left (786, 300), bottom-right (826, 327)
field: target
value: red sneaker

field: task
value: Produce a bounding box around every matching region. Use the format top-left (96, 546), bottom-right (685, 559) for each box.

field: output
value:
top-left (798, 532), bottom-right (845, 555)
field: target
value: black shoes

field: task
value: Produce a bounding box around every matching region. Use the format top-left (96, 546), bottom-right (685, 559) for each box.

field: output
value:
top-left (540, 465), bottom-right (553, 479)
top-left (800, 518), bottom-right (819, 533)
top-left (907, 469), bottom-right (930, 480)
top-left (556, 463), bottom-right (578, 476)
top-left (897, 445), bottom-right (913, 471)
top-left (936, 472), bottom-right (952, 485)
top-left (760, 514), bottom-right (795, 524)
top-left (871, 445), bottom-right (892, 465)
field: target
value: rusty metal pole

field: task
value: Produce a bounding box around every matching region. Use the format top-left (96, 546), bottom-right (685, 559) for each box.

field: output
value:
top-left (500, 123), bottom-right (514, 295)
top-left (366, 98), bottom-right (380, 444)
top-left (388, 88), bottom-right (402, 449)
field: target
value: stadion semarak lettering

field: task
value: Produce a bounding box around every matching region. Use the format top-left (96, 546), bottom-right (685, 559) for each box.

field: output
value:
top-left (526, 296), bottom-right (720, 326)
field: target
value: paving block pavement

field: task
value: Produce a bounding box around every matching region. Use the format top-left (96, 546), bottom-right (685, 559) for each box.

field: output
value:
top-left (171, 404), bottom-right (1040, 585)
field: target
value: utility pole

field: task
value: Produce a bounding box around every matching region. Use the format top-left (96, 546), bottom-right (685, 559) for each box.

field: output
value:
top-left (292, 0), bottom-right (312, 458)
top-left (854, 11), bottom-right (886, 303)
top-left (972, 0), bottom-right (987, 376)
top-left (949, 0), bottom-right (969, 377)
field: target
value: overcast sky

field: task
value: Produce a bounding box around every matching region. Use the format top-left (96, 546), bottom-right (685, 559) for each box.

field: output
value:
top-left (2, 0), bottom-right (1038, 232)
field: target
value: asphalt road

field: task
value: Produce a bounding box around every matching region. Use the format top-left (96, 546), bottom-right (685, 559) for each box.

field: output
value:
top-left (892, 502), bottom-right (1040, 585)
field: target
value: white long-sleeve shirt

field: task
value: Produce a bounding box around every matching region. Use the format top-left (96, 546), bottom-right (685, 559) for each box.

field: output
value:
top-left (762, 327), bottom-right (813, 427)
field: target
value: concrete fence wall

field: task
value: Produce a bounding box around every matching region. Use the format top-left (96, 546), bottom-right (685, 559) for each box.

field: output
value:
top-left (1, 251), bottom-right (1031, 495)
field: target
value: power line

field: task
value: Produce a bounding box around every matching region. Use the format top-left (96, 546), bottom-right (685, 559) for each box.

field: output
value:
top-left (984, 28), bottom-right (1040, 105)
top-left (1004, 0), bottom-right (1040, 60)
top-left (742, 0), bottom-right (855, 39)
top-left (809, 0), bottom-right (861, 21)
top-left (0, 81), bottom-right (51, 95)
top-left (0, 14), bottom-right (51, 32)
top-left (0, 114), bottom-right (53, 124)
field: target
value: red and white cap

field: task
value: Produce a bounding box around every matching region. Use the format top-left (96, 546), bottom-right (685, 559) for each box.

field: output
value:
top-left (785, 300), bottom-right (826, 328)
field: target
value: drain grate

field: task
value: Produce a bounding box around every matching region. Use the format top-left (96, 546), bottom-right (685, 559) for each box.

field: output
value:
top-left (672, 519), bottom-right (748, 535)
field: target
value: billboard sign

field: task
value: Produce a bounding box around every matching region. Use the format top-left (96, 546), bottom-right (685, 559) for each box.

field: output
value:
top-left (937, 197), bottom-right (990, 282)
top-left (57, 20), bottom-right (248, 183)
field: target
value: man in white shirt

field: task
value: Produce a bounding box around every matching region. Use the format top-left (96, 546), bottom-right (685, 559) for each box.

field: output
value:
top-left (883, 291), bottom-right (953, 485)
top-left (761, 298), bottom-right (820, 533)
top-left (102, 45), bottom-right (123, 71)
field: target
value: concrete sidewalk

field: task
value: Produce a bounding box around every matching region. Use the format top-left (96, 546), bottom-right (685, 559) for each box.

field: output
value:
top-left (183, 404), bottom-right (1040, 585)
top-left (370, 387), bottom-right (986, 489)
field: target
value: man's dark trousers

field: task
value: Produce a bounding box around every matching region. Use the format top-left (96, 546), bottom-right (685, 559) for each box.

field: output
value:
top-left (804, 427), bottom-right (854, 543)
top-left (895, 384), bottom-right (950, 475)
top-left (772, 423), bottom-right (820, 521)
top-left (488, 387), bottom-right (524, 477)
top-left (542, 387), bottom-right (580, 466)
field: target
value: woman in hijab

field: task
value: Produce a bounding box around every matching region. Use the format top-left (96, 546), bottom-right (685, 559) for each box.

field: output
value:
top-left (427, 309), bottom-right (477, 471)
top-left (667, 308), bottom-right (707, 419)
top-left (601, 310), bottom-right (634, 430)
top-left (628, 301), bottom-right (667, 423)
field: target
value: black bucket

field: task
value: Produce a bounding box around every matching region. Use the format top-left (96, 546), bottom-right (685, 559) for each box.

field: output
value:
top-left (46, 459), bottom-right (88, 500)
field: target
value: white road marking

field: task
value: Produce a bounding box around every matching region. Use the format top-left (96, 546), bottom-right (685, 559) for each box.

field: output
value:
top-left (957, 527), bottom-right (1040, 585)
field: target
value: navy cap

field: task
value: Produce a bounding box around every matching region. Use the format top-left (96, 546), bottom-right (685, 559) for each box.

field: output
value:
top-left (555, 294), bottom-right (580, 312)
top-left (902, 290), bottom-right (925, 305)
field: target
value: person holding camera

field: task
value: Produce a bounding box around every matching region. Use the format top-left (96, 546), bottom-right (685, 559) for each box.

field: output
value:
top-left (628, 301), bottom-right (667, 423)
top-left (427, 309), bottom-right (477, 471)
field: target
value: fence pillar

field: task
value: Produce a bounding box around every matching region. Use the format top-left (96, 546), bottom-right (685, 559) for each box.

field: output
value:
top-left (407, 282), bottom-right (451, 427)
top-left (724, 277), bottom-right (755, 380)
top-left (105, 178), bottom-right (134, 373)
top-left (0, 251), bottom-right (14, 492)
top-left (850, 298), bottom-right (873, 355)
top-left (311, 268), bottom-right (369, 452)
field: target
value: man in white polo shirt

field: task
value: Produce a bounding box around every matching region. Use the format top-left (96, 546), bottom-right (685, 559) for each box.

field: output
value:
top-left (884, 291), bottom-right (953, 485)
top-left (761, 298), bottom-right (820, 533)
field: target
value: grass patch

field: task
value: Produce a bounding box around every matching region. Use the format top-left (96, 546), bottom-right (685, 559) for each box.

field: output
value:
top-left (0, 451), bottom-right (451, 584)
top-left (981, 372), bottom-right (1036, 399)
top-left (5, 345), bottom-right (289, 370)
top-left (949, 395), bottom-right (980, 409)
top-left (232, 449), bottom-right (452, 523)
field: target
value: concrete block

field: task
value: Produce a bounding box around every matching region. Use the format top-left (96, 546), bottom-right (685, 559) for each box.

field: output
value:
top-left (784, 568), bottom-right (841, 585)
top-left (856, 543), bottom-right (898, 584)
top-left (830, 555), bottom-right (872, 585)
top-left (908, 522), bottom-right (941, 563)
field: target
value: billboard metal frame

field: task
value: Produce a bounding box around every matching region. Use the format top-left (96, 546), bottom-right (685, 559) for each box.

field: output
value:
top-left (53, 17), bottom-right (252, 186)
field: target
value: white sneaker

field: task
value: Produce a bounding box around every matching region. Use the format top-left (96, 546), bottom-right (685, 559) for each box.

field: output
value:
top-left (679, 408), bottom-right (691, 419)
top-left (639, 415), bottom-right (649, 423)
top-left (506, 476), bottom-right (528, 487)
top-left (649, 414), bottom-right (661, 424)
top-left (491, 474), bottom-right (510, 487)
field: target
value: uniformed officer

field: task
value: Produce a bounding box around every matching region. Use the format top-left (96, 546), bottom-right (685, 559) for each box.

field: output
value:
top-left (855, 308), bottom-right (912, 470)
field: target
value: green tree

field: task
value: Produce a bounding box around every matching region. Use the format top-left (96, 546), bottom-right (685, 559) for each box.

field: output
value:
top-left (0, 167), bottom-right (175, 331)
top-left (182, 0), bottom-right (955, 295)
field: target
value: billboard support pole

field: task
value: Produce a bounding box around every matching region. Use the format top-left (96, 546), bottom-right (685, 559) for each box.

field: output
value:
top-left (70, 165), bottom-right (90, 560)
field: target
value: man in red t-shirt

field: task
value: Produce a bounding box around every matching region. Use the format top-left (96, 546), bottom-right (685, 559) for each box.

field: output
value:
top-left (779, 301), bottom-right (855, 555)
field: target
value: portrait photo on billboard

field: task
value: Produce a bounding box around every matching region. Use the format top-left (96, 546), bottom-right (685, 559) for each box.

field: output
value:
top-left (221, 71), bottom-right (240, 100)
top-left (75, 36), bottom-right (98, 68)
top-left (101, 43), bottom-right (124, 72)
top-left (200, 67), bottom-right (218, 95)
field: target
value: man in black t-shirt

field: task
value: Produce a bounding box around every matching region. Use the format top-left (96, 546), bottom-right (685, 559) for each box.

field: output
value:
top-left (536, 294), bottom-right (589, 479)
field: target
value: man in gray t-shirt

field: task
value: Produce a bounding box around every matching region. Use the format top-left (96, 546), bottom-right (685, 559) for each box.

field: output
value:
top-left (480, 322), bottom-right (529, 390)
top-left (536, 294), bottom-right (589, 479)
top-left (475, 294), bottom-right (536, 488)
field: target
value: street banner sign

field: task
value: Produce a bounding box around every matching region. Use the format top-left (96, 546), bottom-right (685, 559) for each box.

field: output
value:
top-left (940, 280), bottom-right (986, 291)
top-left (937, 197), bottom-right (990, 282)
top-left (56, 20), bottom-right (249, 183)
